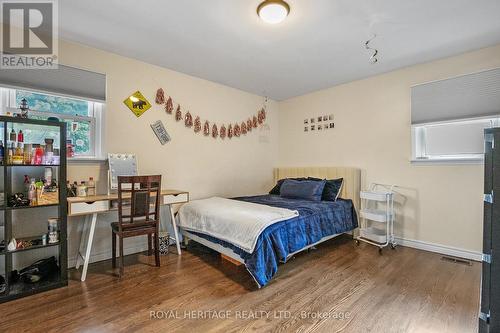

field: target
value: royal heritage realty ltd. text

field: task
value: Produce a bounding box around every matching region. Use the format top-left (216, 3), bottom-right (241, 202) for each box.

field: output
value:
top-left (150, 310), bottom-right (351, 320)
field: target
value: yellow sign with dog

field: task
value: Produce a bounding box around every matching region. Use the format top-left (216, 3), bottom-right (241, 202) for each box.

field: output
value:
top-left (124, 91), bottom-right (151, 117)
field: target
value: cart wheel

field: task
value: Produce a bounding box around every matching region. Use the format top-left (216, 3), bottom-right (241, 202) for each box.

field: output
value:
top-left (355, 240), bottom-right (360, 246)
top-left (390, 243), bottom-right (397, 250)
top-left (378, 247), bottom-right (383, 255)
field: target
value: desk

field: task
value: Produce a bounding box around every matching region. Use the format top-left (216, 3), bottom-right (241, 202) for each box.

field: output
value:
top-left (68, 189), bottom-right (189, 281)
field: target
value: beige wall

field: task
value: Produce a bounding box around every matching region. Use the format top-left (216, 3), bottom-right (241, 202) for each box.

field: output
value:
top-left (6, 34), bottom-right (499, 268)
top-left (278, 44), bottom-right (500, 254)
top-left (57, 39), bottom-right (279, 266)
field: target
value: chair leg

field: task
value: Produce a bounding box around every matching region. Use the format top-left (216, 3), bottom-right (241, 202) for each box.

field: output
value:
top-left (154, 232), bottom-right (160, 267)
top-left (112, 232), bottom-right (116, 268)
top-left (148, 234), bottom-right (152, 256)
top-left (119, 236), bottom-right (124, 278)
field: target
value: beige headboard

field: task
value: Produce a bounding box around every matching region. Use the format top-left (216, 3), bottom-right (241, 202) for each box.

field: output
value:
top-left (273, 167), bottom-right (361, 211)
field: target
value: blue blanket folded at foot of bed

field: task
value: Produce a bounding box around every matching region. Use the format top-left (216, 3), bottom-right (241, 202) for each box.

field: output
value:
top-left (190, 194), bottom-right (358, 288)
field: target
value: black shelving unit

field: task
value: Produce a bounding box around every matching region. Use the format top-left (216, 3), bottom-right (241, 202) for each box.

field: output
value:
top-left (0, 116), bottom-right (67, 303)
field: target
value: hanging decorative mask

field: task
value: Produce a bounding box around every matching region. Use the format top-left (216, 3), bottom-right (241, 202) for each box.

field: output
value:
top-left (185, 112), bottom-right (193, 127)
top-left (194, 116), bottom-right (201, 133)
top-left (175, 105), bottom-right (182, 121)
top-left (165, 97), bottom-right (174, 114)
top-left (247, 119), bottom-right (253, 132)
top-left (258, 108), bottom-right (265, 124)
top-left (241, 121), bottom-right (247, 135)
top-left (203, 121), bottom-right (210, 136)
top-left (155, 88), bottom-right (165, 104)
top-left (253, 116), bottom-right (258, 128)
top-left (220, 125), bottom-right (227, 139)
top-left (234, 123), bottom-right (241, 137)
top-left (212, 124), bottom-right (218, 138)
top-left (228, 125), bottom-right (233, 139)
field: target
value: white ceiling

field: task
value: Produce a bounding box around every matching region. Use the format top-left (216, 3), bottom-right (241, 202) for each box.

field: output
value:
top-left (59, 0), bottom-right (500, 101)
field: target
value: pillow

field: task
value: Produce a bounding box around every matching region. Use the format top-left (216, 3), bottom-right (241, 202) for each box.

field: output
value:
top-left (269, 177), bottom-right (308, 195)
top-left (309, 177), bottom-right (344, 201)
top-left (280, 179), bottom-right (326, 202)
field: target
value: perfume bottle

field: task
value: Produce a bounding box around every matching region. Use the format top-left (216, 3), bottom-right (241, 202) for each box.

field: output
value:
top-left (9, 128), bottom-right (16, 142)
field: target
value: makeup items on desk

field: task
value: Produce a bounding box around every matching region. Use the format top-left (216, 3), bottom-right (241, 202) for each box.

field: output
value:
top-left (67, 177), bottom-right (96, 197)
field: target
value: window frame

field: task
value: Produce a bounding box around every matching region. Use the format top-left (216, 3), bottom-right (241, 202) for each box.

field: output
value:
top-left (0, 86), bottom-right (105, 161)
top-left (411, 116), bottom-right (500, 164)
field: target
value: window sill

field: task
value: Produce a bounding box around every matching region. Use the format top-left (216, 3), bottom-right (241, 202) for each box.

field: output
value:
top-left (68, 157), bottom-right (107, 164)
top-left (410, 158), bottom-right (484, 165)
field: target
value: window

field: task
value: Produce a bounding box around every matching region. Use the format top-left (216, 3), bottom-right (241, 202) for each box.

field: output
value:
top-left (412, 117), bottom-right (499, 162)
top-left (410, 68), bottom-right (500, 164)
top-left (0, 87), bottom-right (105, 159)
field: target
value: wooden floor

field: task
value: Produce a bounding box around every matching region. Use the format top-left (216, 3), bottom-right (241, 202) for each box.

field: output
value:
top-left (0, 235), bottom-right (480, 333)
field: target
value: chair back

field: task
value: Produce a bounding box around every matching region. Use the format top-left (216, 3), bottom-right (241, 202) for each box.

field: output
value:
top-left (117, 175), bottom-right (162, 231)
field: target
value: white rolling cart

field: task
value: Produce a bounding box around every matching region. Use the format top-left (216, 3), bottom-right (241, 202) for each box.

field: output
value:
top-left (355, 183), bottom-right (397, 254)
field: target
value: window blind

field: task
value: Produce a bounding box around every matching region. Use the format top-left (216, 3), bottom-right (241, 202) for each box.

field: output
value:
top-left (0, 63), bottom-right (106, 102)
top-left (411, 68), bottom-right (500, 125)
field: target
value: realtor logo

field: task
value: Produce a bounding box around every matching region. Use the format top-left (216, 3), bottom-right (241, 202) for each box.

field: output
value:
top-left (1, 0), bottom-right (58, 69)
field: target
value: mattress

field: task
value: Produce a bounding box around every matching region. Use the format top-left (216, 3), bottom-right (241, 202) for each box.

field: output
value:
top-left (184, 195), bottom-right (358, 288)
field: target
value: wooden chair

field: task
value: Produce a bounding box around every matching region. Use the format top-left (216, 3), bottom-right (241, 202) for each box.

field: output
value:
top-left (111, 175), bottom-right (162, 277)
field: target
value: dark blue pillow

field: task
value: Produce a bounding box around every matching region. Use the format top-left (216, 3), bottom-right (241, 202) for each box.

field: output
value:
top-left (280, 179), bottom-right (326, 202)
top-left (269, 177), bottom-right (308, 195)
top-left (309, 177), bottom-right (344, 201)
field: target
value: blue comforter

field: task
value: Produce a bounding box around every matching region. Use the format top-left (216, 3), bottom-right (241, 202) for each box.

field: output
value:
top-left (190, 195), bottom-right (358, 288)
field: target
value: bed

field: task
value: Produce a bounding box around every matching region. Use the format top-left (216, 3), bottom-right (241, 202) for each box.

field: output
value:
top-left (179, 167), bottom-right (361, 288)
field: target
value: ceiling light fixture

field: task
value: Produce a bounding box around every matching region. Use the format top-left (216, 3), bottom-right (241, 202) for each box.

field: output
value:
top-left (257, 0), bottom-right (290, 24)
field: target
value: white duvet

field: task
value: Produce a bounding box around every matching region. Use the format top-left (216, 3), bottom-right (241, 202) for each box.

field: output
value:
top-left (178, 197), bottom-right (299, 253)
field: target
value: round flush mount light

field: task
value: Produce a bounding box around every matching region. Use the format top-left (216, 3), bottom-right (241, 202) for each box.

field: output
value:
top-left (257, 0), bottom-right (290, 24)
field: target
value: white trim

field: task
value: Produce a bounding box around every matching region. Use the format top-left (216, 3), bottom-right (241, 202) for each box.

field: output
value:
top-left (410, 158), bottom-right (484, 165)
top-left (68, 244), bottom-right (149, 269)
top-left (395, 236), bottom-right (482, 261)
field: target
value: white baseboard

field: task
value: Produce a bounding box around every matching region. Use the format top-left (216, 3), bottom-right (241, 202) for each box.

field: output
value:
top-left (395, 237), bottom-right (482, 261)
top-left (68, 244), bottom-right (149, 268)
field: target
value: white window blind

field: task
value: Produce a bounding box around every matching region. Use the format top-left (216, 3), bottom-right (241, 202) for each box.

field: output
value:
top-left (0, 64), bottom-right (106, 102)
top-left (411, 68), bottom-right (500, 125)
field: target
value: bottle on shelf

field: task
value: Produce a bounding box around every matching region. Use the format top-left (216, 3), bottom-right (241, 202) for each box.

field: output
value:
top-left (32, 144), bottom-right (44, 165)
top-left (77, 181), bottom-right (87, 197)
top-left (9, 128), bottom-right (16, 142)
top-left (87, 177), bottom-right (96, 196)
top-left (23, 143), bottom-right (32, 165)
top-left (44, 167), bottom-right (53, 185)
top-left (7, 142), bottom-right (14, 164)
top-left (17, 130), bottom-right (23, 143)
top-left (52, 148), bottom-right (60, 165)
top-left (23, 175), bottom-right (30, 196)
top-left (44, 138), bottom-right (54, 164)
top-left (12, 142), bottom-right (23, 165)
top-left (28, 178), bottom-right (37, 206)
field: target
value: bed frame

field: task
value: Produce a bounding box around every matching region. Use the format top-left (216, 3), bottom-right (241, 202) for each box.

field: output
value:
top-left (181, 167), bottom-right (361, 264)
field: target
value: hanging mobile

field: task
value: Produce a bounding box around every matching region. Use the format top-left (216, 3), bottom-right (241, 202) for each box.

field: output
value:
top-left (364, 34), bottom-right (379, 64)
